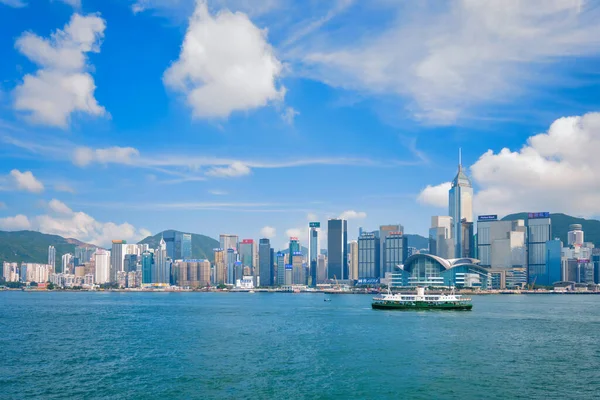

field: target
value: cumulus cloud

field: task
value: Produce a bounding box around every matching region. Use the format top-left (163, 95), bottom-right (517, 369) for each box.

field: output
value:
top-left (302, 1), bottom-right (600, 123)
top-left (48, 199), bottom-right (73, 214)
top-left (339, 210), bottom-right (366, 220)
top-left (73, 146), bottom-right (140, 167)
top-left (163, 0), bottom-right (285, 118)
top-left (206, 162), bottom-right (251, 178)
top-left (10, 169), bottom-right (44, 193)
top-left (285, 228), bottom-right (302, 239)
top-left (0, 214), bottom-right (31, 230)
top-left (260, 225), bottom-right (276, 239)
top-left (0, 200), bottom-right (150, 246)
top-left (417, 112), bottom-right (600, 217)
top-left (417, 182), bottom-right (451, 208)
top-left (13, 13), bottom-right (106, 127)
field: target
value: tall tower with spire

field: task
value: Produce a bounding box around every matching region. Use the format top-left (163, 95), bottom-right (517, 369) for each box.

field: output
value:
top-left (449, 148), bottom-right (473, 258)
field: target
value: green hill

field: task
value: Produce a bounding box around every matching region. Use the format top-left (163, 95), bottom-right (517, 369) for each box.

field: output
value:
top-left (138, 230), bottom-right (219, 261)
top-left (0, 230), bottom-right (96, 271)
top-left (406, 234), bottom-right (429, 250)
top-left (502, 213), bottom-right (600, 247)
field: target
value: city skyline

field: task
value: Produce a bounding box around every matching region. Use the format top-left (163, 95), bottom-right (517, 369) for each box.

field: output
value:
top-left (1, 1), bottom-right (600, 249)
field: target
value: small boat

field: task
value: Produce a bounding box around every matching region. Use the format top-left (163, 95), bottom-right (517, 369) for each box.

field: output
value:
top-left (249, 290), bottom-right (255, 294)
top-left (372, 287), bottom-right (472, 311)
top-left (324, 298), bottom-right (331, 302)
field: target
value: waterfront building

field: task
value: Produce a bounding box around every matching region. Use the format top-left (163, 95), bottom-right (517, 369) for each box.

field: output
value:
top-left (172, 259), bottom-right (211, 287)
top-left (477, 218), bottom-right (526, 270)
top-left (561, 224), bottom-right (595, 284)
top-left (94, 249), bottom-right (110, 284)
top-left (384, 232), bottom-right (408, 275)
top-left (258, 238), bottom-right (273, 287)
top-left (284, 264), bottom-right (293, 285)
top-left (213, 248), bottom-right (225, 284)
top-left (358, 232), bottom-right (380, 279)
top-left (110, 240), bottom-right (126, 283)
top-left (348, 240), bottom-right (358, 280)
top-left (379, 225), bottom-right (402, 278)
top-left (3, 262), bottom-right (19, 282)
top-left (545, 239), bottom-right (563, 286)
top-left (154, 237), bottom-right (171, 284)
top-left (328, 219), bottom-right (348, 280)
top-left (75, 246), bottom-right (96, 266)
top-left (48, 245), bottom-right (56, 272)
top-left (289, 237), bottom-right (300, 257)
top-left (292, 252), bottom-right (305, 284)
top-left (429, 216), bottom-right (454, 259)
top-left (390, 254), bottom-right (490, 289)
top-left (226, 248), bottom-right (238, 285)
top-left (317, 254), bottom-right (327, 283)
top-left (308, 222), bottom-right (320, 286)
top-left (276, 252), bottom-right (286, 285)
top-left (61, 253), bottom-right (73, 274)
top-left (163, 231), bottom-right (193, 260)
top-left (20, 263), bottom-right (52, 283)
top-left (461, 220), bottom-right (474, 258)
top-left (449, 151), bottom-right (473, 258)
top-left (220, 234), bottom-right (238, 253)
top-left (141, 250), bottom-right (153, 284)
top-left (240, 239), bottom-right (255, 272)
top-left (527, 213), bottom-right (552, 284)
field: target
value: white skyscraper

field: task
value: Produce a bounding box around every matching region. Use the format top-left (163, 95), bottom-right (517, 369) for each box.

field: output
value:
top-left (449, 150), bottom-right (473, 258)
top-left (61, 253), bottom-right (73, 274)
top-left (48, 246), bottom-right (56, 272)
top-left (94, 249), bottom-right (110, 284)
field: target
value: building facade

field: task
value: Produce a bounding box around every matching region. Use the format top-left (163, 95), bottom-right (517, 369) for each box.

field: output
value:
top-left (276, 252), bottom-right (286, 285)
top-left (348, 240), bottom-right (358, 280)
top-left (308, 222), bottom-right (320, 287)
top-left (429, 216), bottom-right (454, 259)
top-left (379, 224), bottom-right (402, 278)
top-left (258, 238), bottom-right (273, 287)
top-left (48, 245), bottom-right (56, 273)
top-left (358, 232), bottom-right (380, 279)
top-left (449, 154), bottom-right (473, 259)
top-left (328, 219), bottom-right (348, 280)
top-left (527, 214), bottom-right (552, 284)
top-left (384, 232), bottom-right (408, 275)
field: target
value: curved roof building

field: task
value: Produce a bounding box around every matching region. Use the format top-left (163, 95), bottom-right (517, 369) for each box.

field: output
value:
top-left (390, 254), bottom-right (490, 289)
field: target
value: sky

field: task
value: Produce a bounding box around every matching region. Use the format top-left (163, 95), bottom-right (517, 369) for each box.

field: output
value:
top-left (1, 0), bottom-right (600, 249)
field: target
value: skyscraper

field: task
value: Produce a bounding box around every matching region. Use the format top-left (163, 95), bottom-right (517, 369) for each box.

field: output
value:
top-left (239, 239), bottom-right (255, 273)
top-left (258, 238), bottom-right (273, 287)
top-left (141, 250), bottom-right (153, 284)
top-left (429, 216), bottom-right (454, 259)
top-left (163, 231), bottom-right (192, 260)
top-left (61, 253), bottom-right (72, 274)
top-left (181, 233), bottom-right (192, 259)
top-left (220, 234), bottom-right (239, 252)
top-left (276, 252), bottom-right (286, 285)
top-left (226, 248), bottom-right (238, 285)
top-left (384, 232), bottom-right (407, 274)
top-left (449, 150), bottom-right (473, 258)
top-left (48, 246), bottom-right (56, 272)
top-left (289, 237), bottom-right (300, 257)
top-left (94, 249), bottom-right (110, 284)
top-left (348, 240), bottom-right (358, 280)
top-left (213, 248), bottom-right (226, 285)
top-left (358, 232), bottom-right (380, 279)
top-left (110, 240), bottom-right (126, 282)
top-left (328, 219), bottom-right (348, 280)
top-left (154, 237), bottom-right (171, 284)
top-left (379, 225), bottom-right (402, 278)
top-left (527, 213), bottom-right (552, 283)
top-left (292, 252), bottom-right (305, 284)
top-left (308, 222), bottom-right (320, 286)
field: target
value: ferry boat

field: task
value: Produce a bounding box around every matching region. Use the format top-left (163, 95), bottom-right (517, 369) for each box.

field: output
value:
top-left (372, 287), bottom-right (472, 311)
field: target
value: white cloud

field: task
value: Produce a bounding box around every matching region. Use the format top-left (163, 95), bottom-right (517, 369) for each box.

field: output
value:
top-left (58, 0), bottom-right (81, 7)
top-left (54, 183), bottom-right (76, 193)
top-left (208, 189), bottom-right (228, 195)
top-left (10, 169), bottom-right (44, 193)
top-left (48, 199), bottom-right (73, 214)
top-left (281, 107), bottom-right (299, 125)
top-left (302, 1), bottom-right (600, 123)
top-left (417, 182), bottom-right (451, 208)
top-left (285, 228), bottom-right (302, 239)
top-left (13, 13), bottom-right (106, 127)
top-left (4, 200), bottom-right (151, 246)
top-left (0, 0), bottom-right (26, 7)
top-left (260, 225), bottom-right (276, 239)
top-left (417, 112), bottom-right (600, 217)
top-left (206, 162), bottom-right (251, 178)
top-left (73, 146), bottom-right (140, 167)
top-left (163, 0), bottom-right (285, 118)
top-left (0, 214), bottom-right (31, 230)
top-left (339, 210), bottom-right (366, 220)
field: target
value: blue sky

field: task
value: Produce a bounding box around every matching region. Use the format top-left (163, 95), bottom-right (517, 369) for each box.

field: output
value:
top-left (1, 0), bottom-right (600, 248)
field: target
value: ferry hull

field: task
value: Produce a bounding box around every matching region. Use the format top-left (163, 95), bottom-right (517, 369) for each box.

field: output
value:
top-left (372, 301), bottom-right (472, 311)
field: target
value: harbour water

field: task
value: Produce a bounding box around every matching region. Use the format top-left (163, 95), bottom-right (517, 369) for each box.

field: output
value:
top-left (1, 292), bottom-right (599, 399)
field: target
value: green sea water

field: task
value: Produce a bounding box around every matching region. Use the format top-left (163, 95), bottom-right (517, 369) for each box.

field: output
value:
top-left (1, 292), bottom-right (599, 399)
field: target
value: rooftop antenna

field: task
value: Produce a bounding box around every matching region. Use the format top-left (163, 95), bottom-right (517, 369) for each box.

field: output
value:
top-left (458, 147), bottom-right (462, 167)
